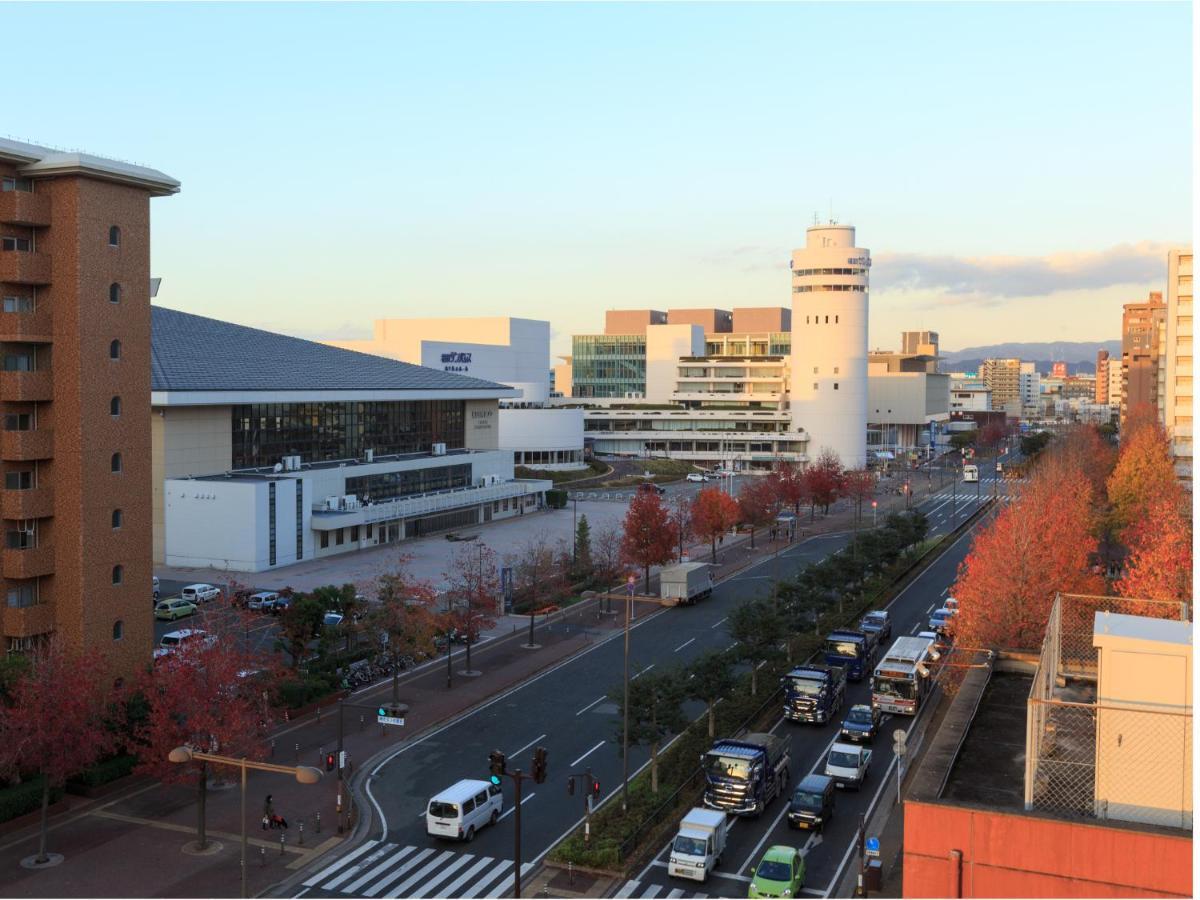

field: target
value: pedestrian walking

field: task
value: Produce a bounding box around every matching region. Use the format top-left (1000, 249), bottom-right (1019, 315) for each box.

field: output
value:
top-left (263, 794), bottom-right (274, 830)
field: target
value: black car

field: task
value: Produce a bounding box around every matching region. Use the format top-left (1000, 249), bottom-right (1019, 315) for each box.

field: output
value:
top-left (840, 704), bottom-right (882, 743)
top-left (787, 774), bottom-right (836, 831)
top-left (637, 482), bottom-right (667, 497)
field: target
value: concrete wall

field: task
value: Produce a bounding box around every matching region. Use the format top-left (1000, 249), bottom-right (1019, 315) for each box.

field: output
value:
top-left (645, 324), bottom-right (705, 402)
top-left (152, 405), bottom-right (232, 563)
top-left (868, 370), bottom-right (947, 424)
top-left (498, 407), bottom-right (584, 454)
top-left (464, 400), bottom-right (500, 450)
top-left (903, 800), bottom-right (1192, 898)
top-left (667, 308), bottom-right (732, 333)
top-left (605, 309), bottom-right (666, 335)
top-left (733, 307), bottom-right (791, 332)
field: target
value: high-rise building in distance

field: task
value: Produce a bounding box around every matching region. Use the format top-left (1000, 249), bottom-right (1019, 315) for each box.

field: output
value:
top-left (1162, 249), bottom-right (1192, 483)
top-left (1121, 291), bottom-right (1166, 427)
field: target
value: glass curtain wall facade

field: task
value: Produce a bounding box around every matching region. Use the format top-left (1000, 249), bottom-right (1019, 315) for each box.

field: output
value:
top-left (231, 400), bottom-right (466, 469)
top-left (345, 463), bottom-right (472, 502)
top-left (571, 334), bottom-right (647, 397)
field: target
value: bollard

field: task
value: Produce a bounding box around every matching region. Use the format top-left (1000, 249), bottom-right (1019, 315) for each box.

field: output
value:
top-left (316, 704), bottom-right (321, 722)
top-left (280, 832), bottom-right (286, 855)
top-left (359, 714), bottom-right (365, 731)
top-left (294, 742), bottom-right (300, 763)
top-left (315, 811), bottom-right (321, 834)
top-left (270, 738), bottom-right (276, 758)
top-left (299, 821), bottom-right (304, 846)
top-left (260, 846), bottom-right (266, 867)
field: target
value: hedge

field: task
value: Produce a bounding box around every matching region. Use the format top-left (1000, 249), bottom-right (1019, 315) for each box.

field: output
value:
top-left (66, 754), bottom-right (138, 793)
top-left (278, 673), bottom-right (338, 709)
top-left (0, 777), bottom-right (64, 825)
top-left (545, 489), bottom-right (568, 509)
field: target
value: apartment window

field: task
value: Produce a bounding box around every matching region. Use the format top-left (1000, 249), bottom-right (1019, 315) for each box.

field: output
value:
top-left (1, 177), bottom-right (33, 192)
top-left (4, 471), bottom-right (32, 490)
top-left (3, 351), bottom-right (34, 371)
top-left (111, 452), bottom-right (122, 473)
top-left (112, 564), bottom-right (123, 585)
top-left (6, 582), bottom-right (36, 608)
top-left (834, 383), bottom-right (839, 390)
top-left (109, 283), bottom-right (121, 304)
top-left (834, 367), bottom-right (839, 374)
top-left (109, 339), bottom-right (121, 360)
top-left (295, 481), bottom-right (304, 561)
top-left (835, 315), bottom-right (839, 323)
top-left (3, 413), bottom-right (31, 431)
top-left (3, 295), bottom-right (33, 313)
top-left (113, 620), bottom-right (124, 640)
top-left (813, 383), bottom-right (818, 390)
top-left (366, 524), bottom-right (373, 540)
top-left (335, 528), bottom-right (345, 546)
top-left (320, 531), bottom-right (329, 549)
top-left (1, 237), bottom-right (31, 252)
top-left (825, 315), bottom-right (829, 323)
top-left (268, 482), bottom-right (276, 566)
top-left (108, 226), bottom-right (121, 247)
top-left (813, 367), bottom-right (818, 374)
top-left (351, 525), bottom-right (360, 542)
top-left (110, 396), bottom-right (122, 417)
top-left (112, 509), bottom-right (123, 529)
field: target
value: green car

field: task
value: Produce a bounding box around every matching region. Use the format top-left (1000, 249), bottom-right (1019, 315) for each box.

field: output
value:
top-left (748, 845), bottom-right (806, 898)
top-left (154, 598), bottom-right (197, 621)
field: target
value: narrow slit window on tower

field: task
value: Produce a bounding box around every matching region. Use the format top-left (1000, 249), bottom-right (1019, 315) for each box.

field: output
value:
top-left (834, 383), bottom-right (839, 390)
top-left (825, 315), bottom-right (829, 324)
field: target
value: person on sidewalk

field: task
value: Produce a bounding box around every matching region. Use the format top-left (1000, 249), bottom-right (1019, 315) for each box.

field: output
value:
top-left (263, 794), bottom-right (275, 830)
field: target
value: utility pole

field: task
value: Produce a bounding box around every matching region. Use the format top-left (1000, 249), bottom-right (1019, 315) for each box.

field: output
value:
top-left (621, 589), bottom-right (631, 811)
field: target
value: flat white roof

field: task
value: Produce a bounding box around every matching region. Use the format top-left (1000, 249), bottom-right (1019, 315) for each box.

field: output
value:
top-left (0, 137), bottom-right (179, 195)
top-left (1093, 611), bottom-right (1192, 648)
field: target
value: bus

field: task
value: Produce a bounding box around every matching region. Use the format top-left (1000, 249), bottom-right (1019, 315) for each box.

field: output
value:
top-left (962, 464), bottom-right (979, 483)
top-left (871, 635), bottom-right (937, 716)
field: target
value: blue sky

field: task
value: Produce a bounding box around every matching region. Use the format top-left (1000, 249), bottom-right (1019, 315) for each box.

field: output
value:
top-left (7, 2), bottom-right (1191, 356)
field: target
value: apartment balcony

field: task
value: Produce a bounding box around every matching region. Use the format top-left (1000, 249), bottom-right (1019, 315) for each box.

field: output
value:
top-left (0, 308), bottom-right (52, 342)
top-left (1, 601), bottom-right (55, 638)
top-left (0, 251), bottom-right (51, 285)
top-left (1, 486), bottom-right (54, 520)
top-left (0, 429), bottom-right (53, 461)
top-left (2, 545), bottom-right (54, 579)
top-left (0, 370), bottom-right (52, 402)
top-left (0, 191), bottom-right (51, 227)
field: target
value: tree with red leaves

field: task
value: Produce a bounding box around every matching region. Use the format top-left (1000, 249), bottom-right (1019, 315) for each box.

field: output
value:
top-left (774, 463), bottom-right (808, 516)
top-left (805, 449), bottom-right (845, 519)
top-left (668, 492), bottom-right (694, 562)
top-left (133, 609), bottom-right (280, 850)
top-left (444, 543), bottom-right (500, 675)
top-left (951, 455), bottom-right (1103, 651)
top-left (0, 638), bottom-right (117, 864)
top-left (737, 477), bottom-right (779, 549)
top-left (692, 486), bottom-right (741, 563)
top-left (1117, 497), bottom-right (1192, 606)
top-left (842, 469), bottom-right (876, 523)
top-left (621, 489), bottom-right (678, 591)
top-left (366, 557), bottom-right (440, 701)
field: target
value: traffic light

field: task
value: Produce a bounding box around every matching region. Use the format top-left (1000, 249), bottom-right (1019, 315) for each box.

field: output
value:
top-left (325, 752), bottom-right (335, 772)
top-left (591, 779), bottom-right (601, 800)
top-left (488, 749), bottom-right (507, 784)
top-left (567, 778), bottom-right (575, 796)
top-left (532, 746), bottom-right (548, 784)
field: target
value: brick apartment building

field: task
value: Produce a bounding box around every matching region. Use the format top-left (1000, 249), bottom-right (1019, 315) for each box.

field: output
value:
top-left (0, 138), bottom-right (178, 679)
top-left (1121, 291), bottom-right (1166, 427)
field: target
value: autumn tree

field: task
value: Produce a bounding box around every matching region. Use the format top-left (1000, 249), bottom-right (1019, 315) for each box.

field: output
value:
top-left (134, 617), bottom-right (279, 850)
top-left (951, 457), bottom-right (1103, 651)
top-left (444, 543), bottom-right (500, 673)
top-left (1116, 498), bottom-right (1193, 605)
top-left (621, 489), bottom-right (677, 592)
top-left (687, 650), bottom-right (735, 738)
top-left (691, 486), bottom-right (741, 563)
top-left (805, 448), bottom-right (846, 518)
top-left (1106, 420), bottom-right (1182, 536)
top-left (609, 667), bottom-right (687, 793)
top-left (774, 463), bottom-right (809, 516)
top-left (0, 639), bottom-right (117, 864)
top-left (668, 492), bottom-right (694, 561)
top-left (737, 477), bottom-right (779, 549)
top-left (843, 469), bottom-right (876, 525)
top-left (728, 598), bottom-right (788, 695)
top-left (591, 522), bottom-right (626, 594)
top-left (365, 559), bottom-right (440, 702)
top-left (508, 538), bottom-right (570, 645)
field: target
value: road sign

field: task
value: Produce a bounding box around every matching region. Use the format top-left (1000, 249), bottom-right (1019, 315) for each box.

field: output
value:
top-left (893, 728), bottom-right (907, 745)
top-left (377, 715), bottom-right (405, 727)
top-left (865, 836), bottom-right (881, 858)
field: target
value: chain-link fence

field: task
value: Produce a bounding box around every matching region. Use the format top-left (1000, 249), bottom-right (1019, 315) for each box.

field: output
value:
top-left (1025, 593), bottom-right (1192, 829)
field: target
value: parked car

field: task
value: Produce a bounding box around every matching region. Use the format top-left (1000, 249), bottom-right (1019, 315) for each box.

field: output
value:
top-left (246, 591), bottom-right (281, 612)
top-left (787, 774), bottom-right (836, 832)
top-left (269, 594), bottom-right (292, 615)
top-left (637, 482), bottom-right (667, 496)
top-left (323, 611), bottom-right (345, 627)
top-left (154, 628), bottom-right (214, 659)
top-left (839, 704), bottom-right (882, 743)
top-left (154, 598), bottom-right (197, 621)
top-left (943, 596), bottom-right (959, 612)
top-left (747, 845), bottom-right (805, 898)
top-left (152, 576), bottom-right (160, 600)
top-left (181, 583), bottom-right (220, 604)
top-left (686, 472), bottom-right (706, 483)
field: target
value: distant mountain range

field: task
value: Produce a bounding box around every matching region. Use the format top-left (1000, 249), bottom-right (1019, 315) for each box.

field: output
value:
top-left (940, 340), bottom-right (1121, 375)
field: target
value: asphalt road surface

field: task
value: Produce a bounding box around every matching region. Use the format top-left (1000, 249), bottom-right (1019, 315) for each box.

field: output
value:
top-left (294, 453), bottom-right (1014, 900)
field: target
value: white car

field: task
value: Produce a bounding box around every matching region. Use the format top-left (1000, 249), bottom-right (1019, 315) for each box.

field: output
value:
top-left (154, 628), bottom-right (215, 660)
top-left (152, 576), bottom-right (160, 599)
top-left (686, 473), bottom-right (705, 483)
top-left (181, 583), bottom-right (221, 604)
top-left (246, 591), bottom-right (280, 611)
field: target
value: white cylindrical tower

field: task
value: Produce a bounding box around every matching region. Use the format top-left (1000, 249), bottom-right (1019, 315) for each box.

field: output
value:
top-left (789, 224), bottom-right (869, 469)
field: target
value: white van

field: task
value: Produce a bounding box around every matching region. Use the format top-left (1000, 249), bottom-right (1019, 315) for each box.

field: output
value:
top-left (425, 779), bottom-right (503, 842)
top-left (181, 583), bottom-right (220, 604)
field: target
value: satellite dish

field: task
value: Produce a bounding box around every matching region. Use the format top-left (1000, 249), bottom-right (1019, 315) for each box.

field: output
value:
top-left (273, 463), bottom-right (283, 473)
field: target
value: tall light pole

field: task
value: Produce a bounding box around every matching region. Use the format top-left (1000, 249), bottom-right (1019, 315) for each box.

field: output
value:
top-left (621, 589), bottom-right (631, 812)
top-left (169, 748), bottom-right (321, 899)
top-left (571, 498), bottom-right (578, 566)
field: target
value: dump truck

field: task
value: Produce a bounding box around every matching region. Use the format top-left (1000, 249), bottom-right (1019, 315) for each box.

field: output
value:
top-left (701, 732), bottom-right (790, 817)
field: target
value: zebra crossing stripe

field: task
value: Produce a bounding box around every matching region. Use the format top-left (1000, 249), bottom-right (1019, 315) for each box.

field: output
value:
top-left (361, 846), bottom-right (436, 898)
top-left (381, 849), bottom-right (458, 899)
top-left (641, 885), bottom-right (663, 898)
top-left (614, 880), bottom-right (640, 899)
top-left (458, 860), bottom-right (514, 898)
top-left (301, 839), bottom-right (380, 888)
top-left (666, 889), bottom-right (687, 898)
top-left (338, 844), bottom-right (416, 894)
top-left (482, 863), bottom-right (534, 898)
top-left (434, 856), bottom-right (496, 898)
top-left (400, 852), bottom-right (475, 898)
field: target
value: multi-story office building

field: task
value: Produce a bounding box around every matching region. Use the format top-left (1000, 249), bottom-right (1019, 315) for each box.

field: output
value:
top-left (1162, 248), bottom-right (1192, 483)
top-left (949, 376), bottom-right (991, 413)
top-left (867, 343), bottom-right (950, 453)
top-left (790, 224), bottom-right (871, 468)
top-left (1108, 362), bottom-right (1123, 415)
top-left (1019, 361), bottom-right (1040, 418)
top-left (0, 138), bottom-right (178, 677)
top-left (980, 358), bottom-right (1022, 418)
top-left (1121, 291), bottom-right (1166, 427)
top-left (1095, 349), bottom-right (1111, 404)
top-left (900, 331), bottom-right (939, 372)
top-left (154, 308), bottom-right (550, 573)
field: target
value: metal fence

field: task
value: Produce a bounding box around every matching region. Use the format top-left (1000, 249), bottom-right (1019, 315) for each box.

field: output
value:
top-left (1025, 593), bottom-right (1192, 829)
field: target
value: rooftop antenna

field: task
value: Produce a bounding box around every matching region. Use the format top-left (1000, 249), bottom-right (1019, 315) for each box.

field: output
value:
top-left (812, 211), bottom-right (820, 226)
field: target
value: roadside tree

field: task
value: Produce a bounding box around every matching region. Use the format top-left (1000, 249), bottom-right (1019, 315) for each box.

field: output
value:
top-left (1106, 419), bottom-right (1182, 536)
top-left (508, 537), bottom-right (570, 645)
top-left (610, 667), bottom-right (687, 793)
top-left (728, 598), bottom-right (788, 695)
top-left (620, 489), bottom-right (677, 592)
top-left (276, 592), bottom-right (326, 669)
top-left (687, 649), bottom-right (736, 738)
top-left (444, 543), bottom-right (500, 674)
top-left (737, 477), bottom-right (779, 549)
top-left (692, 486), bottom-right (741, 563)
top-left (365, 559), bottom-right (440, 702)
top-left (805, 448), bottom-right (846, 518)
top-left (1116, 498), bottom-right (1192, 606)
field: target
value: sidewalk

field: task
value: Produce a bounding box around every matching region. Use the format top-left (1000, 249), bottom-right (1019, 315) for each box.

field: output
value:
top-left (0, 472), bottom-right (939, 899)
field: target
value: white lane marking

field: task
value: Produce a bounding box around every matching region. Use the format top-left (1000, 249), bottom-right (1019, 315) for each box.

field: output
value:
top-left (510, 733), bottom-right (547, 757)
top-left (940, 586), bottom-right (949, 596)
top-left (642, 886), bottom-right (663, 898)
top-left (436, 856), bottom-right (495, 898)
top-left (631, 663), bottom-right (656, 680)
top-left (820, 750), bottom-right (901, 897)
top-left (614, 881), bottom-right (639, 899)
top-left (482, 862), bottom-right (533, 898)
top-left (381, 849), bottom-right (457, 899)
top-left (910, 624), bottom-right (920, 635)
top-left (571, 740), bottom-right (606, 767)
top-left (667, 889), bottom-right (687, 898)
top-left (711, 617), bottom-right (728, 629)
top-left (301, 839), bottom-right (380, 887)
top-left (576, 695), bottom-right (606, 716)
top-left (394, 851), bottom-right (473, 899)
top-left (925, 603), bottom-right (935, 613)
top-left (362, 847), bottom-right (436, 898)
top-left (339, 844), bottom-right (413, 892)
top-left (674, 637), bottom-right (696, 653)
top-left (496, 791), bottom-right (536, 823)
top-left (460, 861), bottom-right (513, 899)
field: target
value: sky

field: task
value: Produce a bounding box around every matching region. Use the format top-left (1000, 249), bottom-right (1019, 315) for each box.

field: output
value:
top-left (5, 2), bottom-right (1192, 359)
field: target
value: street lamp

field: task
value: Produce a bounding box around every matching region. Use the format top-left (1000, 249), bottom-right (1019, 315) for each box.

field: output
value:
top-left (169, 747), bottom-right (322, 899)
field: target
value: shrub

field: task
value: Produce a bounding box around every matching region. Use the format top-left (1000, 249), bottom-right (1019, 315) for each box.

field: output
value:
top-left (0, 777), bottom-right (64, 825)
top-left (545, 489), bottom-right (568, 509)
top-left (66, 753), bottom-right (138, 793)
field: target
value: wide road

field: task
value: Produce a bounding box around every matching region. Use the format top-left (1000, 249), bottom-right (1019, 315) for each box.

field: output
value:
top-left (295, 456), bottom-right (1012, 900)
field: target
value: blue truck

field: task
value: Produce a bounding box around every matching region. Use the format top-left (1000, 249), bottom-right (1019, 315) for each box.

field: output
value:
top-left (823, 629), bottom-right (874, 682)
top-left (781, 664), bottom-right (847, 725)
top-left (701, 732), bottom-right (791, 817)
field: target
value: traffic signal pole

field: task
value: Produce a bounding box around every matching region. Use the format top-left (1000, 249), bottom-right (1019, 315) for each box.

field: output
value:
top-left (489, 747), bottom-right (546, 899)
top-left (337, 700), bottom-right (408, 832)
top-left (513, 769), bottom-right (524, 900)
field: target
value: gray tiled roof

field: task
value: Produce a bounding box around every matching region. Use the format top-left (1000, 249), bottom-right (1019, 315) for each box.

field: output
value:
top-left (151, 306), bottom-right (509, 393)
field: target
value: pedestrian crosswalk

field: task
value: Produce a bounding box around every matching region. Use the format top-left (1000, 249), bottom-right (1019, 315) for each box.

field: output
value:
top-left (301, 840), bottom-right (533, 898)
top-left (612, 879), bottom-right (719, 899)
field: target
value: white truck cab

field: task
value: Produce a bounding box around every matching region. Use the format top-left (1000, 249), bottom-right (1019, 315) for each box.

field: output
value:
top-left (825, 742), bottom-right (872, 790)
top-left (668, 807), bottom-right (728, 882)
